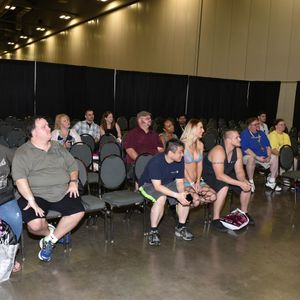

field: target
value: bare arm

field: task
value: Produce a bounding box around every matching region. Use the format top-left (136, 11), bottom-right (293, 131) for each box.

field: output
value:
top-left (99, 126), bottom-right (105, 137)
top-left (159, 135), bottom-right (166, 148)
top-left (210, 146), bottom-right (249, 190)
top-left (234, 148), bottom-right (248, 182)
top-left (152, 179), bottom-right (189, 206)
top-left (115, 123), bottom-right (122, 140)
top-left (65, 170), bottom-right (79, 198)
top-left (16, 178), bottom-right (45, 217)
top-left (126, 148), bottom-right (139, 162)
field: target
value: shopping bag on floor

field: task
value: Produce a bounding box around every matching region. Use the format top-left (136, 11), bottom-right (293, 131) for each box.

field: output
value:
top-left (0, 219), bottom-right (19, 283)
top-left (220, 208), bottom-right (249, 231)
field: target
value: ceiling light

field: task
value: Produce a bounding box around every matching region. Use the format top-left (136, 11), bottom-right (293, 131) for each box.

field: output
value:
top-left (36, 27), bottom-right (46, 31)
top-left (8, 42), bottom-right (15, 45)
top-left (20, 35), bottom-right (28, 39)
top-left (5, 5), bottom-right (16, 10)
top-left (59, 15), bottom-right (71, 20)
top-left (100, 0), bottom-right (108, 2)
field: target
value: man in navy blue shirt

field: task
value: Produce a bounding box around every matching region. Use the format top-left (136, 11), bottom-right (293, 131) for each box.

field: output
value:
top-left (240, 117), bottom-right (281, 192)
top-left (139, 139), bottom-right (193, 246)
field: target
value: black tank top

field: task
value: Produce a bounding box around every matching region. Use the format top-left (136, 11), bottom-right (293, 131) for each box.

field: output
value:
top-left (203, 145), bottom-right (237, 177)
top-left (105, 127), bottom-right (118, 138)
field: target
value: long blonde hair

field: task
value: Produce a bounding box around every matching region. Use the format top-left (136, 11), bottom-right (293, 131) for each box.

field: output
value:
top-left (54, 113), bottom-right (70, 130)
top-left (180, 119), bottom-right (202, 146)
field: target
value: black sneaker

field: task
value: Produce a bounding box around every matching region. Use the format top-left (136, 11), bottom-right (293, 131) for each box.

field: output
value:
top-left (148, 229), bottom-right (160, 246)
top-left (211, 219), bottom-right (227, 232)
top-left (246, 213), bottom-right (255, 226)
top-left (175, 226), bottom-right (194, 241)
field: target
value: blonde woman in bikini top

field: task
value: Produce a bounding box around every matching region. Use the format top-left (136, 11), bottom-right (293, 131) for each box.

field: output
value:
top-left (181, 119), bottom-right (216, 206)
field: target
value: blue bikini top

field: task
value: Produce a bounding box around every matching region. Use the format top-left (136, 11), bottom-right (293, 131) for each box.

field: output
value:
top-left (184, 148), bottom-right (202, 164)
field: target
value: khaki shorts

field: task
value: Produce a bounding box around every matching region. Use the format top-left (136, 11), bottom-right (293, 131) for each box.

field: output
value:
top-left (243, 155), bottom-right (270, 169)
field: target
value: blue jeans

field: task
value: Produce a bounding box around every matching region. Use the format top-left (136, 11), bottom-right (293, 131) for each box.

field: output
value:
top-left (0, 199), bottom-right (22, 240)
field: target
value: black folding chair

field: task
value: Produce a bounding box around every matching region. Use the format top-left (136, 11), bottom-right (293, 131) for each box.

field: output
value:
top-left (100, 155), bottom-right (145, 243)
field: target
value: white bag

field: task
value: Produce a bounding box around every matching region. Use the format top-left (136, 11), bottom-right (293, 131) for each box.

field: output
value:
top-left (220, 208), bottom-right (249, 231)
top-left (0, 243), bottom-right (19, 283)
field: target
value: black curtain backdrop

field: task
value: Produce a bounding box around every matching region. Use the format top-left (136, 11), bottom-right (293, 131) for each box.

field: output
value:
top-left (115, 71), bottom-right (188, 118)
top-left (187, 77), bottom-right (248, 121)
top-left (247, 81), bottom-right (280, 126)
top-left (36, 62), bottom-right (65, 117)
top-left (85, 67), bottom-right (114, 123)
top-left (0, 59), bottom-right (34, 118)
top-left (36, 63), bottom-right (114, 121)
top-left (0, 59), bottom-right (284, 126)
top-left (293, 82), bottom-right (300, 129)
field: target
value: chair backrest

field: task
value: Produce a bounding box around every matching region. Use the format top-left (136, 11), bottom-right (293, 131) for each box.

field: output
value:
top-left (6, 129), bottom-right (26, 148)
top-left (202, 132), bottom-right (218, 152)
top-left (134, 153), bottom-right (153, 180)
top-left (0, 136), bottom-right (9, 147)
top-left (129, 116), bottom-right (137, 129)
top-left (279, 145), bottom-right (294, 172)
top-left (70, 142), bottom-right (93, 168)
top-left (0, 125), bottom-right (14, 138)
top-left (80, 133), bottom-right (95, 152)
top-left (100, 155), bottom-right (126, 190)
top-left (117, 116), bottom-right (128, 132)
top-left (99, 134), bottom-right (116, 149)
top-left (75, 158), bottom-right (88, 187)
top-left (99, 142), bottom-right (121, 162)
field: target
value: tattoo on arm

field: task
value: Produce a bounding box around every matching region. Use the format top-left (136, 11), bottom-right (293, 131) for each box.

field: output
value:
top-left (211, 161), bottom-right (224, 165)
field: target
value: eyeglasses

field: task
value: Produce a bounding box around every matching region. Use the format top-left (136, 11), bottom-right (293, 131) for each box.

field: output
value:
top-left (251, 123), bottom-right (259, 126)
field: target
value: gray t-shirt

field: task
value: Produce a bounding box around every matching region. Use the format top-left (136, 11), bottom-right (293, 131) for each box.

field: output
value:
top-left (12, 141), bottom-right (78, 203)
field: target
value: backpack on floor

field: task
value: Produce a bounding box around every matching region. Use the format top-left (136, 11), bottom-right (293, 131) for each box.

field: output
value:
top-left (220, 208), bottom-right (249, 231)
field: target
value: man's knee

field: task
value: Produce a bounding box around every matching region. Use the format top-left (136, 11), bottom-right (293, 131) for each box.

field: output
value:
top-left (215, 186), bottom-right (229, 202)
top-left (27, 218), bottom-right (47, 233)
top-left (154, 195), bottom-right (167, 205)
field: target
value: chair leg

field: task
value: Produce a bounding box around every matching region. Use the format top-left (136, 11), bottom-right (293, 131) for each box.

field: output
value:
top-left (20, 230), bottom-right (25, 261)
top-left (104, 210), bottom-right (108, 243)
top-left (110, 210), bottom-right (114, 243)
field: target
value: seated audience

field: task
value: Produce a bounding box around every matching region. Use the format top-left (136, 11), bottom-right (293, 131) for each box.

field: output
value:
top-left (180, 119), bottom-right (216, 206)
top-left (268, 119), bottom-right (297, 172)
top-left (257, 111), bottom-right (269, 135)
top-left (51, 113), bottom-right (81, 149)
top-left (174, 114), bottom-right (187, 138)
top-left (124, 111), bottom-right (163, 177)
top-left (159, 118), bottom-right (178, 147)
top-left (99, 111), bottom-right (122, 142)
top-left (12, 117), bottom-right (85, 262)
top-left (240, 117), bottom-right (281, 192)
top-left (0, 145), bottom-right (22, 273)
top-left (73, 110), bottom-right (100, 143)
top-left (139, 139), bottom-right (193, 246)
top-left (202, 130), bottom-right (254, 231)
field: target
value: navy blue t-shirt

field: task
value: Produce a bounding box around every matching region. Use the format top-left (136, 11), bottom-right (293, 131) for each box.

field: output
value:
top-left (139, 153), bottom-right (184, 186)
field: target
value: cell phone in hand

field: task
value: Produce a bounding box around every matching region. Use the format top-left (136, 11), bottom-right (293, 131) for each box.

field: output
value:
top-left (186, 194), bottom-right (193, 202)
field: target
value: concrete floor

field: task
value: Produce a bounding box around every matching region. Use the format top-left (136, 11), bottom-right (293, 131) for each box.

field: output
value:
top-left (1, 176), bottom-right (300, 300)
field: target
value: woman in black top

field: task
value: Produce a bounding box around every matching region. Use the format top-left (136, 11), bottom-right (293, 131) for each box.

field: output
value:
top-left (99, 111), bottom-right (122, 142)
top-left (0, 145), bottom-right (22, 273)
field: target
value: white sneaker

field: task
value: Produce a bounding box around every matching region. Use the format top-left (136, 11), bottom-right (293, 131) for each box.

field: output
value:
top-left (250, 182), bottom-right (255, 193)
top-left (39, 224), bottom-right (56, 249)
top-left (265, 181), bottom-right (282, 192)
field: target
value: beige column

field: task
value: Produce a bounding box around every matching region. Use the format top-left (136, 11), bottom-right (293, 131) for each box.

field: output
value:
top-left (277, 82), bottom-right (297, 129)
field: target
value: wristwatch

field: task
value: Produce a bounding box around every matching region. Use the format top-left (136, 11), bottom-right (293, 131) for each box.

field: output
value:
top-left (69, 179), bottom-right (79, 184)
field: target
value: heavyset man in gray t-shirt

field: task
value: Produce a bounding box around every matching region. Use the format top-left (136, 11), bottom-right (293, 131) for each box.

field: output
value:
top-left (12, 117), bottom-right (85, 262)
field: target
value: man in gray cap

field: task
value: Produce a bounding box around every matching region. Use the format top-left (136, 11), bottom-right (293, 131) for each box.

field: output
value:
top-left (124, 111), bottom-right (163, 178)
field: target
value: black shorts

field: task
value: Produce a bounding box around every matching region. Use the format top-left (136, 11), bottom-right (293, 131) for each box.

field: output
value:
top-left (203, 173), bottom-right (242, 194)
top-left (18, 194), bottom-right (85, 224)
